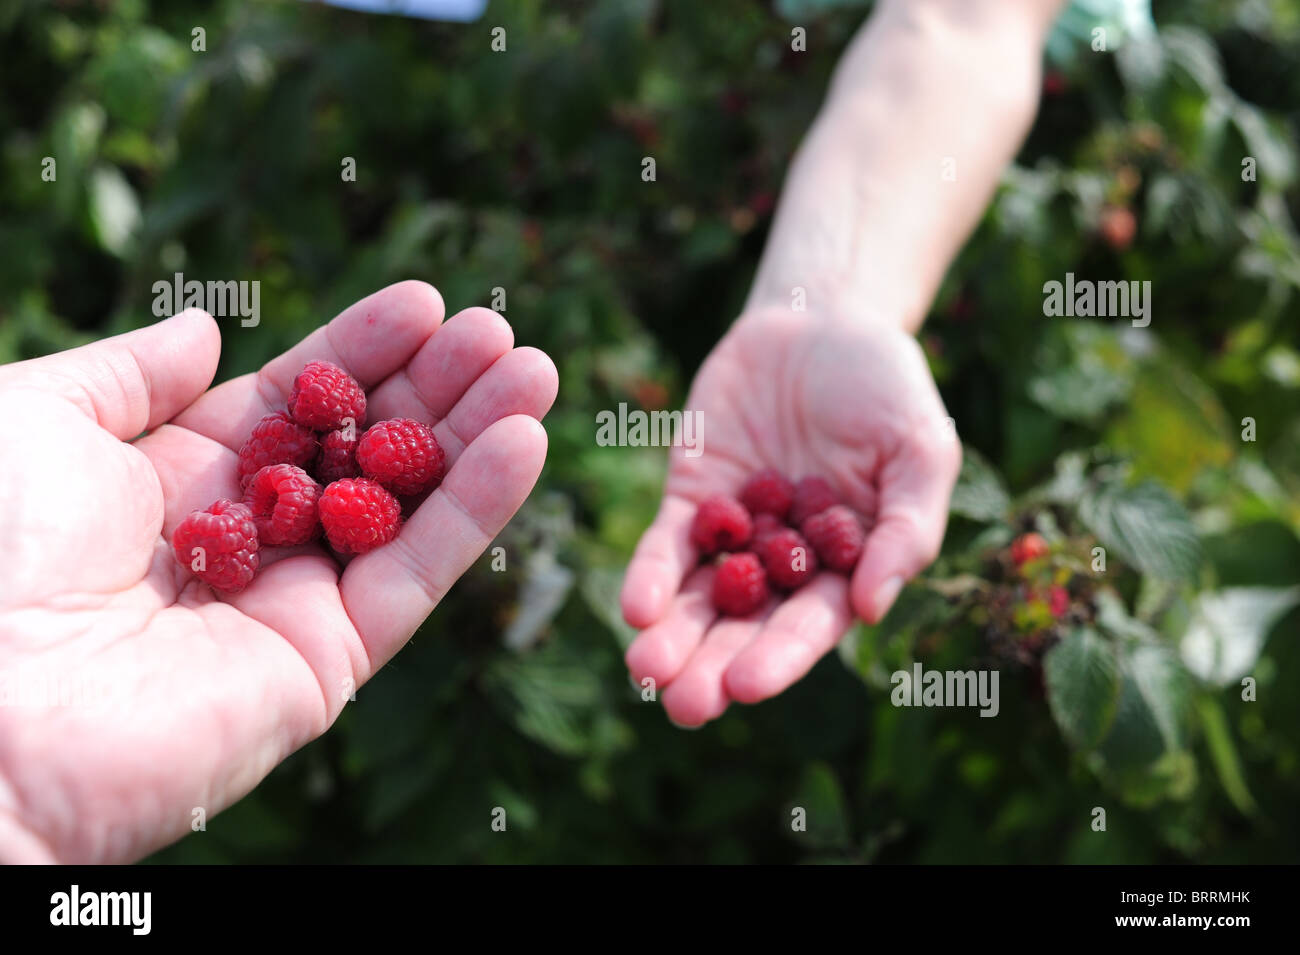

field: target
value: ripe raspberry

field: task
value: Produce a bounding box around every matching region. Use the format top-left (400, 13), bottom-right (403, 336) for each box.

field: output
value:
top-left (1010, 532), bottom-right (1050, 567)
top-left (739, 468), bottom-right (794, 520)
top-left (315, 427), bottom-right (361, 484)
top-left (711, 552), bottom-right (770, 617)
top-left (689, 495), bottom-right (753, 555)
top-left (801, 505), bottom-right (865, 573)
top-left (356, 418), bottom-right (445, 496)
top-left (288, 360), bottom-right (367, 431)
top-left (1048, 585), bottom-right (1069, 618)
top-left (171, 500), bottom-right (260, 593)
top-left (789, 476), bottom-right (840, 527)
top-left (756, 527), bottom-right (819, 590)
top-left (237, 412), bottom-right (318, 489)
top-left (243, 464), bottom-right (323, 547)
top-left (319, 478), bottom-right (402, 555)
top-left (751, 512), bottom-right (785, 545)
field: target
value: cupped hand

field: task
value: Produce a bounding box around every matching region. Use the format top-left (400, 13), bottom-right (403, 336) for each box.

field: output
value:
top-left (0, 281), bottom-right (558, 862)
top-left (621, 307), bottom-right (960, 727)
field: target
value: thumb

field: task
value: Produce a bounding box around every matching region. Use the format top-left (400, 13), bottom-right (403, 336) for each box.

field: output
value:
top-left (850, 420), bottom-right (961, 623)
top-left (2, 309), bottom-right (221, 440)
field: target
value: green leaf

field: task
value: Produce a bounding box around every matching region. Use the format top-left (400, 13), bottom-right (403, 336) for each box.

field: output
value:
top-left (1028, 323), bottom-right (1135, 425)
top-left (1044, 625), bottom-right (1122, 750)
top-left (1180, 586), bottom-right (1300, 685)
top-left (1106, 358), bottom-right (1233, 493)
top-left (1096, 643), bottom-right (1192, 781)
top-left (87, 164), bottom-right (141, 256)
top-left (1196, 697), bottom-right (1257, 817)
top-left (949, 445), bottom-right (1010, 522)
top-left (1079, 480), bottom-right (1203, 581)
top-left (788, 761), bottom-right (850, 850)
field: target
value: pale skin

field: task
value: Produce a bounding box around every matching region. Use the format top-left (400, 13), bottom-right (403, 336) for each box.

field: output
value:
top-left (622, 0), bottom-right (1068, 726)
top-left (0, 281), bottom-right (558, 862)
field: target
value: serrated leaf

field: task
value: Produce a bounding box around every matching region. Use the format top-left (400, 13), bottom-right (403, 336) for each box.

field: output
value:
top-left (1079, 480), bottom-right (1202, 581)
top-left (1180, 586), bottom-right (1300, 686)
top-left (1096, 643), bottom-right (1192, 776)
top-left (1044, 626), bottom-right (1122, 750)
top-left (1028, 323), bottom-right (1135, 425)
top-left (949, 445), bottom-right (1010, 522)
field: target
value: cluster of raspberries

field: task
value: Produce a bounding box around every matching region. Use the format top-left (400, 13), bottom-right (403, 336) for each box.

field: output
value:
top-left (690, 470), bottom-right (872, 617)
top-left (171, 360), bottom-right (445, 593)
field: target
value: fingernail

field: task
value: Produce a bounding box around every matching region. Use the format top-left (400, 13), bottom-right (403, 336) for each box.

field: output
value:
top-left (872, 576), bottom-right (904, 620)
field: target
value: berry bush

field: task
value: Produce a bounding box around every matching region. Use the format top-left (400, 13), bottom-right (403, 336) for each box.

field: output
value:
top-left (2, 0), bottom-right (1299, 862)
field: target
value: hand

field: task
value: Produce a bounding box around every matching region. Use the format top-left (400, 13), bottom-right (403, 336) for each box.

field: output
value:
top-left (0, 281), bottom-right (557, 862)
top-left (620, 306), bottom-right (960, 727)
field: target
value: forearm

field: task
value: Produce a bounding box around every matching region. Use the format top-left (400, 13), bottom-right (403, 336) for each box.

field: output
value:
top-left (747, 0), bottom-right (1067, 332)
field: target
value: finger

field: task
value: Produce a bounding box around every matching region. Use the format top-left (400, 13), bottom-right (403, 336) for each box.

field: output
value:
top-left (341, 414), bottom-right (547, 670)
top-left (362, 306), bottom-right (517, 428)
top-left (850, 425), bottom-right (961, 623)
top-left (173, 280), bottom-right (445, 449)
top-left (624, 568), bottom-right (716, 690)
top-left (134, 425), bottom-right (241, 538)
top-left (661, 616), bottom-right (767, 728)
top-left (620, 495), bottom-right (698, 628)
top-left (369, 345), bottom-right (557, 468)
top-left (724, 574), bottom-right (852, 704)
top-left (2, 309), bottom-right (219, 441)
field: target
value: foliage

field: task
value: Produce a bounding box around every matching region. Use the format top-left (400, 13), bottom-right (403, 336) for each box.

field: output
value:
top-left (2, 0), bottom-right (1298, 862)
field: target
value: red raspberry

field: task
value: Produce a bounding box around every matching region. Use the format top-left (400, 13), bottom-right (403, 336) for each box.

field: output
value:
top-left (756, 527), bottom-right (819, 590)
top-left (288, 360), bottom-right (367, 431)
top-left (711, 553), bottom-right (770, 616)
top-left (316, 427), bottom-right (361, 484)
top-left (356, 418), bottom-right (445, 496)
top-left (1010, 532), bottom-right (1050, 567)
top-left (788, 476), bottom-right (840, 527)
top-left (739, 468), bottom-right (794, 519)
top-left (319, 478), bottom-right (402, 555)
top-left (243, 464), bottom-right (323, 547)
top-left (237, 412), bottom-right (318, 489)
top-left (689, 495), bottom-right (753, 555)
top-left (801, 505), bottom-right (865, 573)
top-left (1048, 585), bottom-right (1069, 618)
top-left (751, 512), bottom-right (785, 545)
top-left (171, 500), bottom-right (260, 593)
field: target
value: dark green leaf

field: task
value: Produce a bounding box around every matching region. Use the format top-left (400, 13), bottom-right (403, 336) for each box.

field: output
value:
top-left (1044, 625), bottom-right (1121, 750)
top-left (1079, 480), bottom-right (1203, 581)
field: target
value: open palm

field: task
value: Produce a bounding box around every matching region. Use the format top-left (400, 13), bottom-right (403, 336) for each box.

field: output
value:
top-left (0, 281), bottom-right (557, 863)
top-left (621, 307), bottom-right (960, 726)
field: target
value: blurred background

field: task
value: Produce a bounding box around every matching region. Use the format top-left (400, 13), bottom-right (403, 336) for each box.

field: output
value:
top-left (2, 0), bottom-right (1298, 863)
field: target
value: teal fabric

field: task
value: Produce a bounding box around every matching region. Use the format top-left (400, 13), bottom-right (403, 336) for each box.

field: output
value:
top-left (1047, 0), bottom-right (1156, 63)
